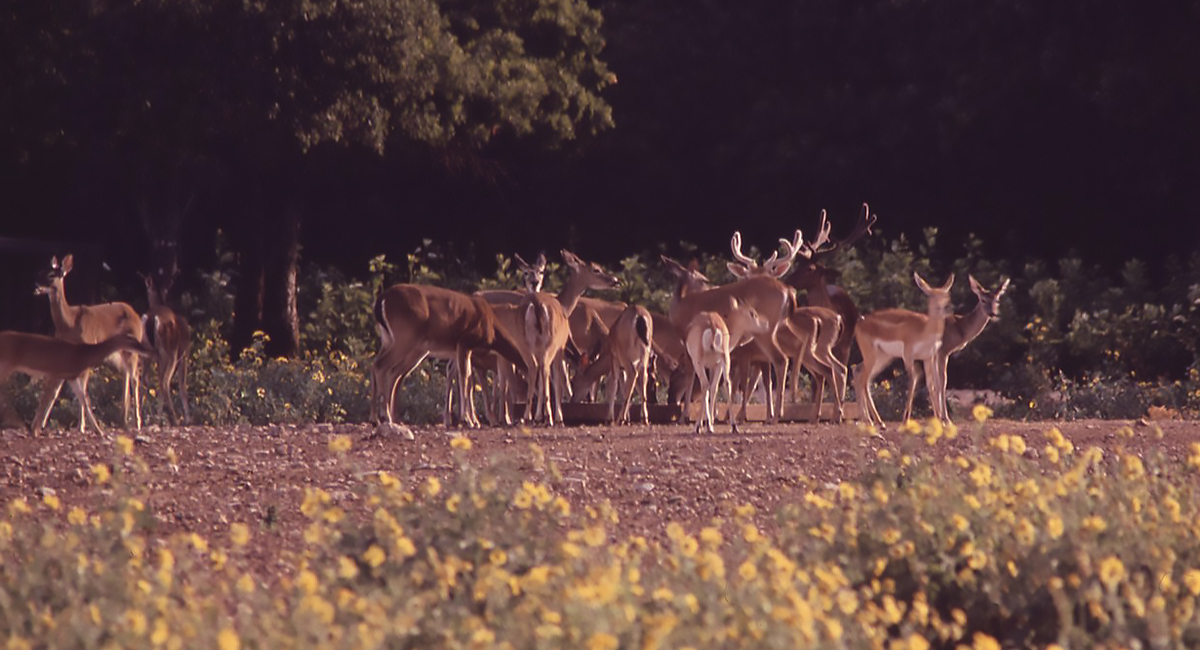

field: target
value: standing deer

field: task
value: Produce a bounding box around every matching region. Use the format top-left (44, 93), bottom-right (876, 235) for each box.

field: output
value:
top-left (371, 284), bottom-right (527, 429)
top-left (34, 254), bottom-right (144, 432)
top-left (140, 273), bottom-right (191, 425)
top-left (0, 331), bottom-right (152, 435)
top-left (781, 204), bottom-right (877, 395)
top-left (930, 275), bottom-right (1010, 422)
top-left (726, 230), bottom-right (847, 421)
top-left (854, 272), bottom-right (955, 428)
top-left (605, 304), bottom-right (654, 424)
top-left (662, 256), bottom-right (794, 423)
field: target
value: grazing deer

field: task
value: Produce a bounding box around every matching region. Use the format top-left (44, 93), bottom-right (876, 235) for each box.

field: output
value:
top-left (0, 331), bottom-right (152, 435)
top-left (139, 273), bottom-right (191, 425)
top-left (605, 304), bottom-right (654, 424)
top-left (931, 275), bottom-right (1010, 422)
top-left (854, 272), bottom-right (955, 428)
top-left (727, 231), bottom-right (847, 420)
top-left (371, 284), bottom-right (527, 429)
top-left (34, 254), bottom-right (144, 432)
top-left (662, 256), bottom-right (794, 423)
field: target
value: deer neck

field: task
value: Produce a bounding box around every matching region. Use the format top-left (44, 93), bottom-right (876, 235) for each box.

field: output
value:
top-left (46, 282), bottom-right (82, 335)
top-left (942, 302), bottom-right (991, 356)
top-left (556, 274), bottom-right (590, 317)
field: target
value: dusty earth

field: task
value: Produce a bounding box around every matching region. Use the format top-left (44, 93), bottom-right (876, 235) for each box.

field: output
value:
top-left (3, 417), bottom-right (1200, 577)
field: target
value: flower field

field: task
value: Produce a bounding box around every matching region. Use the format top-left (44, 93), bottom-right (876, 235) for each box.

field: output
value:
top-left (4, 416), bottom-right (1200, 648)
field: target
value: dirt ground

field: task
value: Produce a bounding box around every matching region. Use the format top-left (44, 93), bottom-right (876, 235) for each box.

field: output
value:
top-left (3, 417), bottom-right (1199, 577)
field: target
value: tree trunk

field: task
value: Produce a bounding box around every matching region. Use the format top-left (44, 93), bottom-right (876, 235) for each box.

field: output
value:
top-left (262, 202), bottom-right (301, 358)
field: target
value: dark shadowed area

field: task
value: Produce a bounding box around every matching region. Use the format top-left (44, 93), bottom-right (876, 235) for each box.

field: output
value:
top-left (1, 0), bottom-right (1198, 340)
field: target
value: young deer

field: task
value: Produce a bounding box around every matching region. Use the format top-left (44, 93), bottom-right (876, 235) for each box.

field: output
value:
top-left (34, 254), bottom-right (144, 432)
top-left (854, 272), bottom-right (955, 428)
top-left (685, 312), bottom-right (733, 434)
top-left (140, 273), bottom-right (192, 425)
top-left (0, 331), bottom-right (151, 435)
top-left (684, 301), bottom-right (771, 433)
top-left (520, 291), bottom-right (572, 425)
top-left (606, 304), bottom-right (654, 424)
top-left (931, 275), bottom-right (1010, 422)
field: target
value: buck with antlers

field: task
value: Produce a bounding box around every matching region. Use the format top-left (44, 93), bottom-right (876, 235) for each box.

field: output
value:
top-left (854, 272), bottom-right (955, 428)
top-left (931, 275), bottom-right (1010, 422)
top-left (661, 255), bottom-right (794, 423)
top-left (140, 272), bottom-right (192, 425)
top-left (0, 331), bottom-right (152, 435)
top-left (371, 284), bottom-right (528, 429)
top-left (727, 230), bottom-right (847, 421)
top-left (34, 254), bottom-right (145, 432)
top-left (780, 204), bottom-right (877, 386)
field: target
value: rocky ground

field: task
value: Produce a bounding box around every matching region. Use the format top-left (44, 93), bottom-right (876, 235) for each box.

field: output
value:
top-left (3, 417), bottom-right (1198, 577)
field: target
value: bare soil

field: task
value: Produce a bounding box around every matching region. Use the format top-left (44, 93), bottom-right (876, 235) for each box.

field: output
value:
top-left (4, 418), bottom-right (1199, 577)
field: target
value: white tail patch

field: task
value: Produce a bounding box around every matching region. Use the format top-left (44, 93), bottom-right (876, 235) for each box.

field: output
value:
top-left (702, 327), bottom-right (724, 353)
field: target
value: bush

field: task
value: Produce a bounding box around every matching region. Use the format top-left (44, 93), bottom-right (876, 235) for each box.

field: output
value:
top-left (7, 422), bottom-right (1200, 648)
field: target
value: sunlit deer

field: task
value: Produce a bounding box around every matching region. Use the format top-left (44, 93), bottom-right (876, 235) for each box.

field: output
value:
top-left (683, 300), bottom-right (771, 433)
top-left (854, 272), bottom-right (955, 428)
top-left (662, 256), bottom-right (794, 423)
top-left (726, 230), bottom-right (847, 420)
top-left (34, 254), bottom-right (144, 432)
top-left (930, 275), bottom-right (1010, 422)
top-left (0, 331), bottom-right (151, 435)
top-left (371, 284), bottom-right (527, 429)
top-left (605, 304), bottom-right (654, 424)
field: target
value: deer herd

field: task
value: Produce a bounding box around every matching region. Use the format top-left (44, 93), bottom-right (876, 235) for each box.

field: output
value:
top-left (2, 204), bottom-right (1010, 437)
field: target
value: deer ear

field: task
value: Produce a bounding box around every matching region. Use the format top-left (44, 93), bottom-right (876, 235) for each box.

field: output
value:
top-left (60, 254), bottom-right (74, 273)
top-left (764, 259), bottom-right (791, 279)
top-left (535, 253), bottom-right (547, 270)
top-left (968, 274), bottom-right (984, 295)
top-left (727, 262), bottom-right (751, 278)
top-left (560, 249), bottom-right (582, 268)
top-left (940, 273), bottom-right (955, 291)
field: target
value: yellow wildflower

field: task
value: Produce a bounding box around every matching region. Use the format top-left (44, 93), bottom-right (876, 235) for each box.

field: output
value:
top-left (125, 610), bottom-right (148, 636)
top-left (116, 435), bottom-right (135, 455)
top-left (217, 627), bottom-right (240, 650)
top-left (363, 545), bottom-right (386, 568)
top-left (901, 419), bottom-right (922, 434)
top-left (424, 476), bottom-right (441, 497)
top-left (1047, 515), bottom-right (1064, 539)
top-left (586, 632), bottom-right (619, 650)
top-left (327, 434), bottom-right (352, 453)
top-left (1183, 569), bottom-right (1200, 596)
top-left (972, 404), bottom-right (993, 423)
top-left (338, 556), bottom-right (360, 579)
top-left (230, 523), bottom-right (250, 547)
top-left (450, 436), bottom-right (473, 450)
top-left (1009, 435), bottom-right (1026, 454)
top-left (738, 561), bottom-right (758, 581)
top-left (41, 493), bottom-right (60, 510)
top-left (1098, 556), bottom-right (1125, 589)
top-left (971, 632), bottom-right (1000, 650)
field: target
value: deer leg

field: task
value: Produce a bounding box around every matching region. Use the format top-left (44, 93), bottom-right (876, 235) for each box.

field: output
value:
top-left (160, 355), bottom-right (180, 425)
top-left (379, 350), bottom-right (429, 425)
top-left (636, 362), bottom-right (650, 423)
top-left (66, 377), bottom-right (105, 435)
top-left (901, 354), bottom-right (922, 423)
top-left (178, 350), bottom-right (191, 425)
top-left (856, 351), bottom-right (891, 429)
top-left (35, 378), bottom-right (65, 434)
